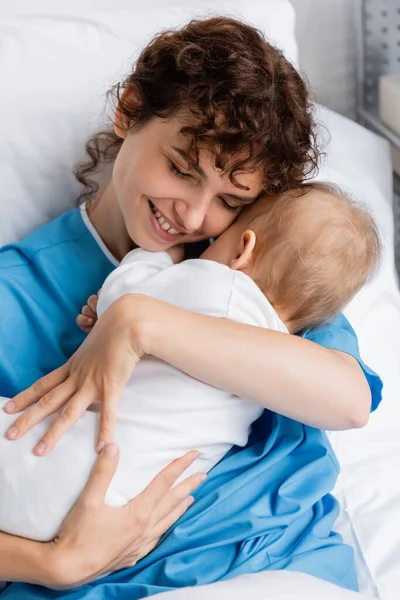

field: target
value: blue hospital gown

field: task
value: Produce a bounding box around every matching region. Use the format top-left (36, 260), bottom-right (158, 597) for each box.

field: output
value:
top-left (0, 206), bottom-right (382, 599)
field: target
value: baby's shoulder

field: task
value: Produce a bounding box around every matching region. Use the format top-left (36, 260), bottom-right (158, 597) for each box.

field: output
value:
top-left (149, 259), bottom-right (237, 318)
top-left (226, 270), bottom-right (288, 331)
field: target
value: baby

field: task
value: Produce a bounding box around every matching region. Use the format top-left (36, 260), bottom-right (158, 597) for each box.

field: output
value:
top-left (0, 182), bottom-right (380, 542)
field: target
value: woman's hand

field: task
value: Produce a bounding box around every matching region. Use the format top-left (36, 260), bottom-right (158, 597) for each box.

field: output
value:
top-left (46, 445), bottom-right (204, 589)
top-left (4, 295), bottom-right (147, 455)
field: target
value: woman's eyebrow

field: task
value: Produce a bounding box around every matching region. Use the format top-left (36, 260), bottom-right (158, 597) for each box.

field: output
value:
top-left (171, 146), bottom-right (206, 178)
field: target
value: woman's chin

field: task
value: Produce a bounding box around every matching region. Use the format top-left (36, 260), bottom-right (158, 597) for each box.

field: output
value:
top-left (130, 231), bottom-right (169, 253)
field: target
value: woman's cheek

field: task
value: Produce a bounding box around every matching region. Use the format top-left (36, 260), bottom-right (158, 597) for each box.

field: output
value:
top-left (205, 210), bottom-right (237, 239)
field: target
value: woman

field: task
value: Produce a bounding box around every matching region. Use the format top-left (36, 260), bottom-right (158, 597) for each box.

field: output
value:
top-left (0, 16), bottom-right (381, 598)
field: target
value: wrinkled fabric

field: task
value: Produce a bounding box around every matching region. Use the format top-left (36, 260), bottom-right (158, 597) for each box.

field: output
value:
top-left (0, 208), bottom-right (382, 599)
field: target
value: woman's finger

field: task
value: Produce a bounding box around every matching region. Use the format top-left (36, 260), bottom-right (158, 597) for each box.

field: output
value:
top-left (134, 450), bottom-right (200, 509)
top-left (81, 443), bottom-right (120, 505)
top-left (148, 496), bottom-right (195, 544)
top-left (150, 470), bottom-right (205, 524)
top-left (132, 537), bottom-right (159, 564)
top-left (4, 366), bottom-right (68, 414)
top-left (96, 389), bottom-right (120, 451)
top-left (5, 378), bottom-right (76, 441)
top-left (33, 388), bottom-right (97, 455)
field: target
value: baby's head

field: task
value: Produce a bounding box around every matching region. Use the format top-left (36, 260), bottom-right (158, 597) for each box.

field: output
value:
top-left (201, 183), bottom-right (381, 332)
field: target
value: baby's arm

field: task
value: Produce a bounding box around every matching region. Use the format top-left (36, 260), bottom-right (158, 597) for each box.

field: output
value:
top-left (98, 247), bottom-right (185, 316)
top-left (77, 247), bottom-right (184, 333)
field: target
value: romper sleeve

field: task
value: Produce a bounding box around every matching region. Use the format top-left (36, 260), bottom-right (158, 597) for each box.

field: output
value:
top-left (97, 249), bottom-right (173, 316)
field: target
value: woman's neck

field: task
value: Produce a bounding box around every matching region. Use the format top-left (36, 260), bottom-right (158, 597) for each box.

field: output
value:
top-left (86, 179), bottom-right (134, 262)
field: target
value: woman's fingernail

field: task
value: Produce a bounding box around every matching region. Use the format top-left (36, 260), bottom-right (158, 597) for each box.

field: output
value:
top-left (6, 426), bottom-right (18, 439)
top-left (104, 443), bottom-right (118, 458)
top-left (190, 450), bottom-right (200, 460)
top-left (199, 473), bottom-right (207, 482)
top-left (4, 402), bottom-right (16, 413)
top-left (96, 441), bottom-right (105, 452)
top-left (187, 496), bottom-right (195, 507)
top-left (35, 442), bottom-right (46, 455)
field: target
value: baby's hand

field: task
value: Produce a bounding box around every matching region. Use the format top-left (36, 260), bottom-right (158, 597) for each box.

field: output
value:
top-left (77, 292), bottom-right (100, 334)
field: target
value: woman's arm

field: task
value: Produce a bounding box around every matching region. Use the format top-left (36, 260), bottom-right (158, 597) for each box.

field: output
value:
top-left (5, 294), bottom-right (371, 454)
top-left (0, 532), bottom-right (52, 586)
top-left (134, 296), bottom-right (371, 431)
top-left (0, 445), bottom-right (202, 588)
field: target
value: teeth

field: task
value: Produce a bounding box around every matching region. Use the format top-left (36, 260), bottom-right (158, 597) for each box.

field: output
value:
top-left (150, 201), bottom-right (179, 236)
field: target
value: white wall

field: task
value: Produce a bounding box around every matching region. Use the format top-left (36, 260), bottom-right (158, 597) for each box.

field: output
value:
top-left (292, 0), bottom-right (358, 119)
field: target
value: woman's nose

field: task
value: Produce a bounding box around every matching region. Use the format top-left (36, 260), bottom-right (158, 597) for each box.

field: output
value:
top-left (174, 195), bottom-right (211, 233)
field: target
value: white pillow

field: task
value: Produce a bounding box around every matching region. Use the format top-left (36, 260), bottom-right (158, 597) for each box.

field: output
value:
top-left (0, 0), bottom-right (297, 246)
top-left (156, 571), bottom-right (373, 599)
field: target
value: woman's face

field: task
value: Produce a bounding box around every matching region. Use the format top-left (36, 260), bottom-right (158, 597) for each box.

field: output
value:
top-left (112, 114), bottom-right (264, 251)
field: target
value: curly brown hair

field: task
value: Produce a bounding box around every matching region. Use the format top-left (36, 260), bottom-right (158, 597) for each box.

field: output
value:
top-left (74, 16), bottom-right (319, 203)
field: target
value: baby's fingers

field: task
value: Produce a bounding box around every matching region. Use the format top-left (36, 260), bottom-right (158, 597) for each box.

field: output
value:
top-left (87, 294), bottom-right (98, 315)
top-left (82, 304), bottom-right (97, 320)
top-left (77, 314), bottom-right (95, 333)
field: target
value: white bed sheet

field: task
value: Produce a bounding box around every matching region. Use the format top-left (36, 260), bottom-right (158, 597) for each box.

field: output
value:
top-left (313, 107), bottom-right (400, 600)
top-left (157, 571), bottom-right (373, 599)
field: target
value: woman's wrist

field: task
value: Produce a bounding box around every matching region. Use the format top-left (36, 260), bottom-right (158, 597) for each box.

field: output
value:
top-left (120, 294), bottom-right (163, 357)
top-left (41, 542), bottom-right (95, 590)
top-left (0, 531), bottom-right (64, 588)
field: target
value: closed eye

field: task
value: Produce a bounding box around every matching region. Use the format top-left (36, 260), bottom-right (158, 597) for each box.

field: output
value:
top-left (168, 161), bottom-right (193, 180)
top-left (219, 197), bottom-right (241, 212)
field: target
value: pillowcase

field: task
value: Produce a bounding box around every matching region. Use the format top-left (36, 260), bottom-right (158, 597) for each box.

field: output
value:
top-left (0, 0), bottom-right (297, 246)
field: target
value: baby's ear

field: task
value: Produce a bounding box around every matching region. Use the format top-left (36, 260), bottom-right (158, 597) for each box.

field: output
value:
top-left (230, 230), bottom-right (256, 272)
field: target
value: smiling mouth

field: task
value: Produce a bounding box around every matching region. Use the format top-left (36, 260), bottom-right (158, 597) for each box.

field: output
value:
top-left (148, 200), bottom-right (181, 236)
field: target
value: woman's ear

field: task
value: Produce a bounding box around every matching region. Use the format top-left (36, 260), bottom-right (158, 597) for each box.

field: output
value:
top-left (230, 230), bottom-right (257, 272)
top-left (114, 88), bottom-right (137, 139)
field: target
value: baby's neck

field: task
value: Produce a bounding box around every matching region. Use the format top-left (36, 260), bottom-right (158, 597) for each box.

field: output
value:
top-left (86, 179), bottom-right (136, 261)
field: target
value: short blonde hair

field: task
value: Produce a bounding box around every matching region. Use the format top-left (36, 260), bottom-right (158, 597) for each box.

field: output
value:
top-left (238, 183), bottom-right (381, 333)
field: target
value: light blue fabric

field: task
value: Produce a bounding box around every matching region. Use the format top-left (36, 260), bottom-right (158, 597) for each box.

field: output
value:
top-left (0, 208), bottom-right (382, 599)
